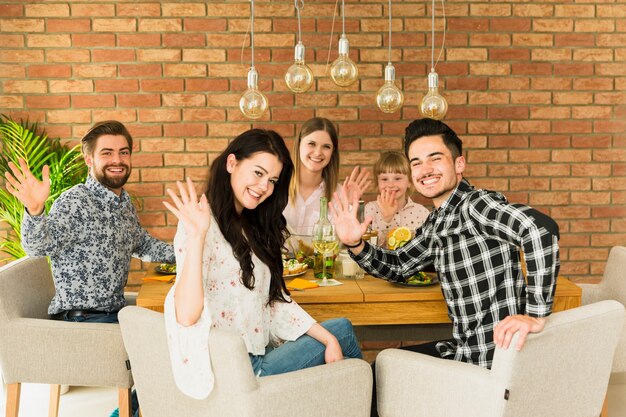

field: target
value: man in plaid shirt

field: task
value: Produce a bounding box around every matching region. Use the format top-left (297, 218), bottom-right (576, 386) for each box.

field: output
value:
top-left (332, 118), bottom-right (560, 369)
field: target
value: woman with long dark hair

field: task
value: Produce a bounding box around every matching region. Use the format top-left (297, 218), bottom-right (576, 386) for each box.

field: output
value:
top-left (162, 129), bottom-right (362, 398)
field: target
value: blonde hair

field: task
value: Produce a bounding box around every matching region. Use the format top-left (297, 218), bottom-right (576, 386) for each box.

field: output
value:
top-left (289, 117), bottom-right (339, 204)
top-left (373, 151), bottom-right (412, 192)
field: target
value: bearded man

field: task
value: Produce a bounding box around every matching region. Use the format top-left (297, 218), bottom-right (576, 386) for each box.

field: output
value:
top-left (6, 120), bottom-right (175, 323)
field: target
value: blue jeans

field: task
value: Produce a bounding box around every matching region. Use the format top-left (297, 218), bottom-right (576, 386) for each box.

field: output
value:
top-left (55, 311), bottom-right (119, 323)
top-left (249, 318), bottom-right (362, 377)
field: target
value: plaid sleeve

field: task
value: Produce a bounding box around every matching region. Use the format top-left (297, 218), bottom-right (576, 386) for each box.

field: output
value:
top-left (468, 193), bottom-right (559, 317)
top-left (352, 233), bottom-right (434, 282)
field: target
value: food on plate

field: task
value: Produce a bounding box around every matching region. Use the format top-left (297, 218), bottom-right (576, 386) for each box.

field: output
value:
top-left (282, 258), bottom-right (308, 276)
top-left (387, 226), bottom-right (412, 250)
top-left (403, 271), bottom-right (432, 285)
top-left (158, 263), bottom-right (176, 273)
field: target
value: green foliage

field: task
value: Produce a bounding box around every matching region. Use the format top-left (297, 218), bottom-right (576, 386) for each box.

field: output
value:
top-left (0, 114), bottom-right (88, 260)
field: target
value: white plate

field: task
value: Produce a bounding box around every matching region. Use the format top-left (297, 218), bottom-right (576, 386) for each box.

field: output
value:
top-left (283, 270), bottom-right (308, 278)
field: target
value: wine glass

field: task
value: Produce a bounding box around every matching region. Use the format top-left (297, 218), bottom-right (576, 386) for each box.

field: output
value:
top-left (312, 221), bottom-right (338, 285)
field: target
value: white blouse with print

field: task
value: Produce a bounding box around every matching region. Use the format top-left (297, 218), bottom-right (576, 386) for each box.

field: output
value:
top-left (364, 197), bottom-right (431, 247)
top-left (164, 217), bottom-right (316, 399)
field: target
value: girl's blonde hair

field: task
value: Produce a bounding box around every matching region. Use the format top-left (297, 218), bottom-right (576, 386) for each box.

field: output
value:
top-left (373, 151), bottom-right (412, 192)
top-left (289, 117), bottom-right (340, 204)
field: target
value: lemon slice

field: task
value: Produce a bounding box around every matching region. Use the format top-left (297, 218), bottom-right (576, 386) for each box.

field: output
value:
top-left (392, 226), bottom-right (412, 243)
top-left (388, 236), bottom-right (397, 249)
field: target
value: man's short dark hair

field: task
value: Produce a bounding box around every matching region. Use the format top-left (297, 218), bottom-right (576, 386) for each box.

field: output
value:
top-left (81, 120), bottom-right (133, 156)
top-left (404, 118), bottom-right (463, 159)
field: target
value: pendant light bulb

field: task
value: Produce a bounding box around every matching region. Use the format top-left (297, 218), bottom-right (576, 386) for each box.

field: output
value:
top-left (420, 69), bottom-right (448, 120)
top-left (376, 63), bottom-right (404, 114)
top-left (330, 35), bottom-right (358, 87)
top-left (285, 42), bottom-right (314, 93)
top-left (239, 67), bottom-right (268, 120)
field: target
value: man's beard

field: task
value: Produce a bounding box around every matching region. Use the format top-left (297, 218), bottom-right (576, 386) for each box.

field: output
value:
top-left (94, 164), bottom-right (131, 190)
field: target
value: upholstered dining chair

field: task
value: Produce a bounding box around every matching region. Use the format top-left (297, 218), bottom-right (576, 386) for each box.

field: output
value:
top-left (579, 246), bottom-right (626, 374)
top-left (118, 306), bottom-right (373, 417)
top-left (375, 300), bottom-right (625, 417)
top-left (0, 256), bottom-right (133, 417)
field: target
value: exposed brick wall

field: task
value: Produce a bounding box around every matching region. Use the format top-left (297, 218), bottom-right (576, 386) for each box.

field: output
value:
top-left (0, 1), bottom-right (624, 285)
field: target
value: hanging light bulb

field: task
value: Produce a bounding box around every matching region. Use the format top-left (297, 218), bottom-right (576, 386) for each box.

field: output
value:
top-left (285, 0), bottom-right (313, 93)
top-left (420, 69), bottom-right (447, 119)
top-left (331, 35), bottom-right (358, 86)
top-left (376, 0), bottom-right (403, 113)
top-left (420, 0), bottom-right (448, 120)
top-left (377, 63), bottom-right (404, 113)
top-left (285, 42), bottom-right (313, 92)
top-left (330, 0), bottom-right (358, 87)
top-left (240, 0), bottom-right (267, 120)
top-left (240, 67), bottom-right (268, 120)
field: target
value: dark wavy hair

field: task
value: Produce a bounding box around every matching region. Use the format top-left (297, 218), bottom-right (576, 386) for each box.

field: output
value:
top-left (205, 129), bottom-right (293, 305)
top-left (404, 118), bottom-right (463, 159)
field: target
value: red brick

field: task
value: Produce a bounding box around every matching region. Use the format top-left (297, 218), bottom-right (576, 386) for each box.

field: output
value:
top-left (141, 79), bottom-right (184, 92)
top-left (48, 19), bottom-right (91, 33)
top-left (510, 178), bottom-right (549, 191)
top-left (138, 109), bottom-right (181, 123)
top-left (72, 95), bottom-right (115, 108)
top-left (26, 95), bottom-right (69, 109)
top-left (0, 5), bottom-right (23, 17)
top-left (184, 18), bottom-right (227, 32)
top-left (530, 164), bottom-right (570, 177)
top-left (71, 4), bottom-right (114, 17)
top-left (571, 192), bottom-right (611, 205)
top-left (118, 3), bottom-right (161, 17)
top-left (73, 34), bottom-right (116, 47)
top-left (94, 79), bottom-right (138, 93)
top-left (552, 121), bottom-right (592, 134)
top-left (186, 138), bottom-right (229, 152)
top-left (0, 95), bottom-right (22, 108)
top-left (92, 109), bottom-right (137, 123)
top-left (488, 164), bottom-right (529, 177)
top-left (92, 49), bottom-right (135, 62)
top-left (25, 4), bottom-right (69, 17)
top-left (163, 123), bottom-right (207, 137)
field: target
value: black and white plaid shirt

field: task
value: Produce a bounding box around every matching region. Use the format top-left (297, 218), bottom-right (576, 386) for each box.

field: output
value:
top-left (354, 179), bottom-right (560, 368)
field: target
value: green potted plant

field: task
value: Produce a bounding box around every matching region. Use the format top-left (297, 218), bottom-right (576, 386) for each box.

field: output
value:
top-left (0, 114), bottom-right (87, 260)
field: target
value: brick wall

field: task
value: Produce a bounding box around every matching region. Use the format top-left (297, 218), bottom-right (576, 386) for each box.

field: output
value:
top-left (0, 0), bottom-right (624, 285)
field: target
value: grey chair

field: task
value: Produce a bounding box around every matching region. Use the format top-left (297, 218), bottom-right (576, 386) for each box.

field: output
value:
top-left (119, 305), bottom-right (373, 417)
top-left (579, 246), bottom-right (626, 373)
top-left (375, 300), bottom-right (625, 417)
top-left (0, 256), bottom-right (133, 417)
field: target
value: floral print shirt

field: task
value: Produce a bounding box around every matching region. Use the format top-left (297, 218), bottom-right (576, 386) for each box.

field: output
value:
top-left (164, 216), bottom-right (316, 398)
top-left (22, 176), bottom-right (175, 314)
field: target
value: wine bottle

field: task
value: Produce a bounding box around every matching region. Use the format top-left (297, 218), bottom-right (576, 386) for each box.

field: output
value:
top-left (312, 197), bottom-right (337, 280)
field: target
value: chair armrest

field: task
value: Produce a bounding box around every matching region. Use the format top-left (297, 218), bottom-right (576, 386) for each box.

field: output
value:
top-left (1, 318), bottom-right (132, 387)
top-left (375, 349), bottom-right (494, 417)
top-left (255, 358), bottom-right (372, 417)
top-left (578, 282), bottom-right (603, 305)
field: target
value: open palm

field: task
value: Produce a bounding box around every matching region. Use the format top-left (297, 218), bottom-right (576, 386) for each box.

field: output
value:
top-left (330, 189), bottom-right (371, 245)
top-left (163, 177), bottom-right (211, 240)
top-left (5, 158), bottom-right (50, 215)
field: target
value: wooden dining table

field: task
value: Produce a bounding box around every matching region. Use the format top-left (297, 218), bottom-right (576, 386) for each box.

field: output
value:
top-left (137, 270), bottom-right (581, 326)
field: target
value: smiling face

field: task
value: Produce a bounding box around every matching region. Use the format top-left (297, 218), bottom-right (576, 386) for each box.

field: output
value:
top-left (227, 151), bottom-right (283, 214)
top-left (378, 172), bottom-right (411, 203)
top-left (408, 135), bottom-right (465, 208)
top-left (298, 130), bottom-right (334, 175)
top-left (84, 134), bottom-right (132, 195)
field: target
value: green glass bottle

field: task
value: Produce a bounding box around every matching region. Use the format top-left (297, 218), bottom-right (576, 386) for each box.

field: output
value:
top-left (312, 197), bottom-right (337, 280)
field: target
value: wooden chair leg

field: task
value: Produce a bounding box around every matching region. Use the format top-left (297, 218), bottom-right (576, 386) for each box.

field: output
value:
top-left (6, 383), bottom-right (20, 417)
top-left (600, 394), bottom-right (608, 417)
top-left (48, 384), bottom-right (61, 417)
top-left (118, 387), bottom-right (132, 417)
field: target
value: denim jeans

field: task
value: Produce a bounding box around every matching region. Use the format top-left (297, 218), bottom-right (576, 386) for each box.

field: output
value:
top-left (249, 318), bottom-right (362, 377)
top-left (55, 311), bottom-right (119, 323)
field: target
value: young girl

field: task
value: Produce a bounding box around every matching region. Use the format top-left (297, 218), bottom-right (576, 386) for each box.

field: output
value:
top-left (284, 117), bottom-right (369, 235)
top-left (162, 129), bottom-right (362, 399)
top-left (364, 151), bottom-right (430, 248)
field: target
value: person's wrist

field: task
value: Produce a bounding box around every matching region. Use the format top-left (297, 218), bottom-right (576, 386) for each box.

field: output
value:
top-left (343, 239), bottom-right (362, 249)
top-left (26, 204), bottom-right (44, 216)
